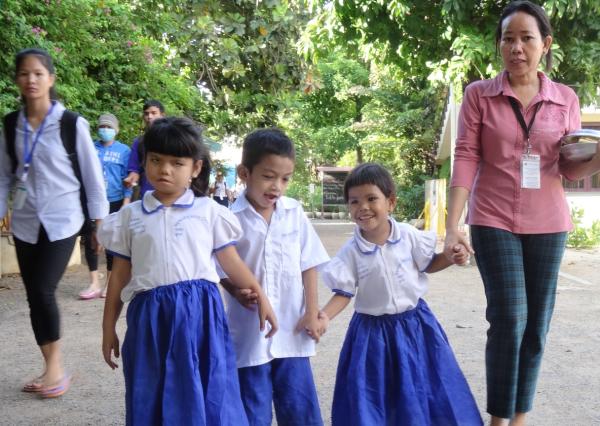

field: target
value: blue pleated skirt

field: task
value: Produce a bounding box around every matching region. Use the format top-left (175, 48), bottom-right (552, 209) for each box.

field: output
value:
top-left (332, 299), bottom-right (483, 426)
top-left (122, 279), bottom-right (249, 426)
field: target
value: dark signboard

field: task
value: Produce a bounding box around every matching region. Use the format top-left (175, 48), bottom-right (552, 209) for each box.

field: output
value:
top-left (322, 170), bottom-right (349, 206)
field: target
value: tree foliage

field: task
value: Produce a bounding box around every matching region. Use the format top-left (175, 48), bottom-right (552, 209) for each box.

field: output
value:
top-left (328, 0), bottom-right (600, 104)
top-left (0, 0), bottom-right (311, 142)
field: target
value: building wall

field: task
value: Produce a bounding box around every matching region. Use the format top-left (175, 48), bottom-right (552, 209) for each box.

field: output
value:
top-left (566, 193), bottom-right (600, 227)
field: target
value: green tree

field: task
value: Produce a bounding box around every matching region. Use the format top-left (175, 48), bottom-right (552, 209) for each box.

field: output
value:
top-left (0, 0), bottom-right (210, 144)
top-left (328, 0), bottom-right (600, 103)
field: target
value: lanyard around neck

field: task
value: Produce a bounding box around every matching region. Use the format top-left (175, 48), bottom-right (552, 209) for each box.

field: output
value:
top-left (22, 101), bottom-right (56, 176)
top-left (508, 97), bottom-right (541, 154)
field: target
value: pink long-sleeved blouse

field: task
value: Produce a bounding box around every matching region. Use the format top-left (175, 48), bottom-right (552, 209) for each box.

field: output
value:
top-left (450, 71), bottom-right (580, 234)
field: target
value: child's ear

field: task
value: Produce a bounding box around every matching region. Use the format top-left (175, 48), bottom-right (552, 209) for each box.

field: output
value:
top-left (192, 159), bottom-right (203, 178)
top-left (237, 164), bottom-right (249, 181)
top-left (388, 195), bottom-right (397, 213)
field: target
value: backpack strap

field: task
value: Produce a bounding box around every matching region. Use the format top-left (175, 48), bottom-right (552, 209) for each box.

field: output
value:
top-left (60, 110), bottom-right (89, 220)
top-left (2, 111), bottom-right (20, 174)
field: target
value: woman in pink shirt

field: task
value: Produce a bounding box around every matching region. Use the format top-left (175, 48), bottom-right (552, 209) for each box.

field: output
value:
top-left (444, 2), bottom-right (600, 425)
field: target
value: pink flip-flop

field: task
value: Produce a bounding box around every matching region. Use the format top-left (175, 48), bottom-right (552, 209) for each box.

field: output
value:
top-left (22, 376), bottom-right (44, 393)
top-left (78, 287), bottom-right (102, 300)
top-left (40, 374), bottom-right (72, 399)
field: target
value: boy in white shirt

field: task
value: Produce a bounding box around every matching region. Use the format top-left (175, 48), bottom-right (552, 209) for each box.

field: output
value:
top-left (221, 128), bottom-right (329, 426)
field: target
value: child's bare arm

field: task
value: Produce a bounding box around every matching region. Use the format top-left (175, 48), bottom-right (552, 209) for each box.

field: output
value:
top-left (102, 256), bottom-right (131, 369)
top-left (216, 245), bottom-right (278, 338)
top-left (425, 253), bottom-right (453, 273)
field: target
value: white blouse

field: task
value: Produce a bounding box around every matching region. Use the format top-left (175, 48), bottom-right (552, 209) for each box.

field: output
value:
top-left (0, 102), bottom-right (108, 243)
top-left (322, 218), bottom-right (436, 316)
top-left (98, 189), bottom-right (242, 302)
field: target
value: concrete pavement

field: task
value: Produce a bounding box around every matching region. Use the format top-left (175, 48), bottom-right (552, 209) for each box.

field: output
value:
top-left (1, 221), bottom-right (599, 425)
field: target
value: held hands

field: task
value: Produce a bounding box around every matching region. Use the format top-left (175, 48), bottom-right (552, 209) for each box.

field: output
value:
top-left (443, 230), bottom-right (474, 266)
top-left (102, 328), bottom-right (120, 370)
top-left (295, 311), bottom-right (326, 343)
top-left (450, 243), bottom-right (470, 266)
top-left (233, 288), bottom-right (259, 309)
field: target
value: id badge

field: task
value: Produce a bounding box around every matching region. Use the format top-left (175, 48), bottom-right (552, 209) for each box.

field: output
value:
top-left (521, 154), bottom-right (541, 189)
top-left (13, 179), bottom-right (28, 210)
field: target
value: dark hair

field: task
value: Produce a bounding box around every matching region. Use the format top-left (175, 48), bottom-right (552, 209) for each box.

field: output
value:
top-left (15, 48), bottom-right (58, 101)
top-left (495, 1), bottom-right (553, 72)
top-left (344, 163), bottom-right (395, 203)
top-left (142, 117), bottom-right (211, 197)
top-left (241, 128), bottom-right (295, 172)
top-left (143, 99), bottom-right (165, 113)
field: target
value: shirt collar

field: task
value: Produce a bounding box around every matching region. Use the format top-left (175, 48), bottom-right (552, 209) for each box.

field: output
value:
top-left (481, 70), bottom-right (568, 106)
top-left (230, 190), bottom-right (295, 217)
top-left (353, 217), bottom-right (402, 255)
top-left (141, 189), bottom-right (195, 214)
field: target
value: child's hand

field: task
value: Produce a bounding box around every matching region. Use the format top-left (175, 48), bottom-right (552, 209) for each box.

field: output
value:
top-left (317, 310), bottom-right (330, 337)
top-left (233, 288), bottom-right (258, 310)
top-left (295, 312), bottom-right (322, 343)
top-left (450, 243), bottom-right (470, 266)
top-left (102, 329), bottom-right (120, 370)
top-left (256, 292), bottom-right (278, 338)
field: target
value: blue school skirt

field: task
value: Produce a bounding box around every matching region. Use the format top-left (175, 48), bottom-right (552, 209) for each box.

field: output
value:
top-left (122, 279), bottom-right (248, 426)
top-left (332, 299), bottom-right (482, 426)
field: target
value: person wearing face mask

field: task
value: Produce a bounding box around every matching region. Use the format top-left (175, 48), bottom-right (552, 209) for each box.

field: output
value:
top-left (78, 113), bottom-right (132, 300)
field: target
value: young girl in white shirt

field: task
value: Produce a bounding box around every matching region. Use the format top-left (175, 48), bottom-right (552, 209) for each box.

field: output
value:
top-left (318, 163), bottom-right (482, 426)
top-left (100, 117), bottom-right (278, 425)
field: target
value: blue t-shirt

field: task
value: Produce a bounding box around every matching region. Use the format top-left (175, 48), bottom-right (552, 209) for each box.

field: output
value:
top-left (94, 140), bottom-right (133, 202)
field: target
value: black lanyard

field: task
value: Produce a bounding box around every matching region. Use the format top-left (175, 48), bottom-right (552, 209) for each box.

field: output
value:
top-left (508, 97), bottom-right (541, 154)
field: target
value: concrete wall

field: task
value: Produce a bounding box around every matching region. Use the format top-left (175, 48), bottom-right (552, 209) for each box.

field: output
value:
top-left (1, 233), bottom-right (81, 276)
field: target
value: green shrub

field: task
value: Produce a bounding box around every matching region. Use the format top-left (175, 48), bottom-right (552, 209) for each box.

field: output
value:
top-left (567, 206), bottom-right (600, 248)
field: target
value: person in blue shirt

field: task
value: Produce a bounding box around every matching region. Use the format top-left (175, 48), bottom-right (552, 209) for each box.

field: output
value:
top-left (123, 100), bottom-right (165, 198)
top-left (79, 113), bottom-right (132, 300)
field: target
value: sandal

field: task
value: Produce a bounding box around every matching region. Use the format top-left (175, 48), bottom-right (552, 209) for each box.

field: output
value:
top-left (40, 374), bottom-right (72, 399)
top-left (22, 376), bottom-right (44, 393)
top-left (78, 286), bottom-right (102, 300)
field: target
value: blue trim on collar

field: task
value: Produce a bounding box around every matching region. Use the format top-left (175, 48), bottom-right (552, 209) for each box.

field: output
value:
top-left (353, 217), bottom-right (401, 254)
top-left (141, 189), bottom-right (195, 214)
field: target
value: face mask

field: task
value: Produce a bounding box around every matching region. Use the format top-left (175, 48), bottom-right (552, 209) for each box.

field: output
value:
top-left (98, 128), bottom-right (116, 142)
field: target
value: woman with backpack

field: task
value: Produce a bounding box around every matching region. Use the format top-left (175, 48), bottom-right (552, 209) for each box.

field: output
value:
top-left (0, 48), bottom-right (108, 398)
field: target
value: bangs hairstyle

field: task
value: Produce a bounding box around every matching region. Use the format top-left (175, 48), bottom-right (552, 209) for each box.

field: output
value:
top-left (495, 1), bottom-right (553, 72)
top-left (15, 48), bottom-right (58, 101)
top-left (141, 117), bottom-right (212, 197)
top-left (344, 163), bottom-right (396, 203)
top-left (241, 128), bottom-right (295, 171)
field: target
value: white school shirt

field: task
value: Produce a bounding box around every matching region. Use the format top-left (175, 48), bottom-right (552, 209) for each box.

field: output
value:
top-left (0, 102), bottom-right (108, 243)
top-left (213, 180), bottom-right (228, 199)
top-left (222, 192), bottom-right (330, 368)
top-left (321, 218), bottom-right (436, 316)
top-left (98, 189), bottom-right (242, 302)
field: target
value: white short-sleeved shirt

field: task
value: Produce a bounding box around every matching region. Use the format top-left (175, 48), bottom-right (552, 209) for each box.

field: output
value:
top-left (98, 189), bottom-right (242, 302)
top-left (222, 192), bottom-right (330, 368)
top-left (321, 218), bottom-right (436, 316)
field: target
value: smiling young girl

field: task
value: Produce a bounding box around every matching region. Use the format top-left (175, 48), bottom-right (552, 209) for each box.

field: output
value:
top-left (318, 163), bottom-right (482, 426)
top-left (99, 117), bottom-right (278, 425)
